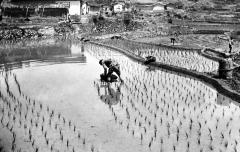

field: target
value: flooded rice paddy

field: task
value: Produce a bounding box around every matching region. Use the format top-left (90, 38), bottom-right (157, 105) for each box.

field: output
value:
top-left (0, 39), bottom-right (239, 152)
top-left (101, 39), bottom-right (219, 73)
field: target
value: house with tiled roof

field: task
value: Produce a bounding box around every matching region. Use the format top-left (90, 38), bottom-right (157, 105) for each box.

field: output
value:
top-left (134, 2), bottom-right (153, 11)
top-left (7, 0), bottom-right (81, 16)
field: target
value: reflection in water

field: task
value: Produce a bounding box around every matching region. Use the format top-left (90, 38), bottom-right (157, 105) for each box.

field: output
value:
top-left (0, 40), bottom-right (240, 152)
top-left (13, 73), bottom-right (22, 95)
top-left (216, 93), bottom-right (230, 106)
top-left (86, 43), bottom-right (240, 152)
top-left (94, 80), bottom-right (122, 106)
top-left (0, 38), bottom-right (86, 65)
top-left (0, 69), bottom-right (100, 152)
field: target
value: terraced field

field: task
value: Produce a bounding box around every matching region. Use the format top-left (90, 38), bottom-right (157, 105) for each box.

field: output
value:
top-left (0, 40), bottom-right (239, 152)
top-left (101, 39), bottom-right (219, 73)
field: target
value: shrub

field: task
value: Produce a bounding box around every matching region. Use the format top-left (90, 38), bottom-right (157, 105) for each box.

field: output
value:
top-left (98, 15), bottom-right (104, 21)
top-left (92, 15), bottom-right (98, 24)
top-left (70, 15), bottom-right (80, 22)
top-left (123, 12), bottom-right (132, 26)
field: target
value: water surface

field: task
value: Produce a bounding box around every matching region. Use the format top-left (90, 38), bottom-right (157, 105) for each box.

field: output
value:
top-left (0, 39), bottom-right (239, 152)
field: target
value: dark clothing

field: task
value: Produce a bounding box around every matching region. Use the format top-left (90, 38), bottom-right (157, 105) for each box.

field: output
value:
top-left (68, 15), bottom-right (71, 23)
top-left (103, 60), bottom-right (113, 68)
top-left (229, 39), bottom-right (233, 53)
top-left (170, 38), bottom-right (175, 45)
top-left (144, 56), bottom-right (156, 64)
top-left (108, 64), bottom-right (120, 77)
top-left (229, 44), bottom-right (232, 53)
top-left (100, 73), bottom-right (118, 82)
top-left (102, 59), bottom-right (121, 77)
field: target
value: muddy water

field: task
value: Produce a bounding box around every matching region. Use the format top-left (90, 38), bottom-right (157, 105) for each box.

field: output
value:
top-left (0, 39), bottom-right (239, 152)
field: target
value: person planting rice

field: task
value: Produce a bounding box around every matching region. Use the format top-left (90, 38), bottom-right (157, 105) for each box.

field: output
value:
top-left (99, 59), bottom-right (123, 83)
top-left (144, 56), bottom-right (156, 64)
top-left (170, 37), bottom-right (176, 46)
top-left (170, 32), bottom-right (178, 46)
top-left (67, 14), bottom-right (72, 23)
top-left (228, 37), bottom-right (234, 53)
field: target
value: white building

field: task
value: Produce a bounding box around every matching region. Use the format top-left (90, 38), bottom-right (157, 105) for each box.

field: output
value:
top-left (68, 1), bottom-right (81, 15)
top-left (82, 2), bottom-right (90, 15)
top-left (153, 3), bottom-right (165, 12)
top-left (56, 1), bottom-right (92, 16)
top-left (56, 1), bottom-right (81, 15)
top-left (113, 2), bottom-right (125, 13)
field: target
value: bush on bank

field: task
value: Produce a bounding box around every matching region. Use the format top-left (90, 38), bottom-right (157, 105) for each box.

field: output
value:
top-left (90, 14), bottom-right (143, 35)
top-left (0, 22), bottom-right (74, 41)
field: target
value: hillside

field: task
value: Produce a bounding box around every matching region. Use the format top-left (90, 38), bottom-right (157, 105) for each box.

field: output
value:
top-left (88, 0), bottom-right (238, 11)
top-left (130, 0), bottom-right (238, 5)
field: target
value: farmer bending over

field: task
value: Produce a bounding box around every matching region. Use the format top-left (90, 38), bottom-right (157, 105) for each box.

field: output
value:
top-left (99, 59), bottom-right (123, 83)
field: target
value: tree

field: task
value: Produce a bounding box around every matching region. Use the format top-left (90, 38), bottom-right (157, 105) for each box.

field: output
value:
top-left (95, 0), bottom-right (113, 5)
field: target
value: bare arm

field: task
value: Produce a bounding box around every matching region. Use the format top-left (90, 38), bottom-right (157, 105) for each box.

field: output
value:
top-left (102, 63), bottom-right (108, 75)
